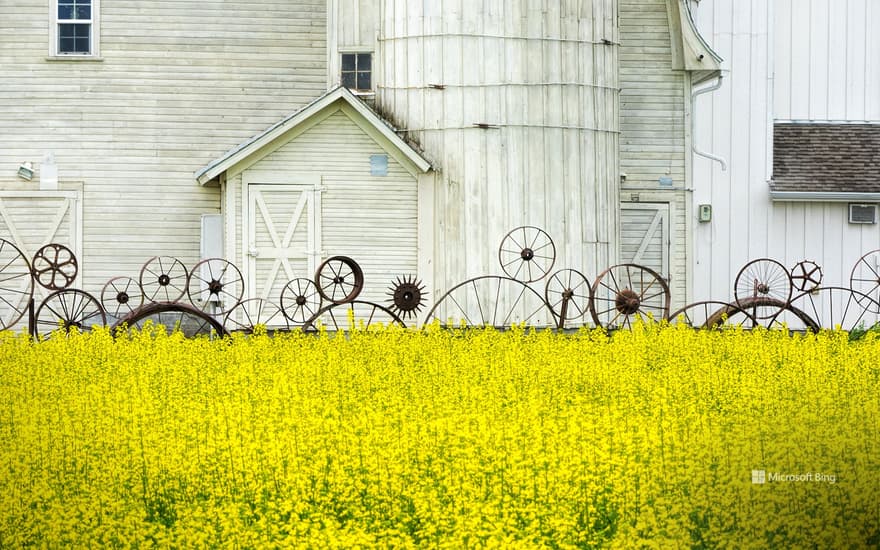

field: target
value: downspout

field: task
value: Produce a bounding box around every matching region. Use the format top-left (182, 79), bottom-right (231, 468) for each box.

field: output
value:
top-left (691, 76), bottom-right (727, 171)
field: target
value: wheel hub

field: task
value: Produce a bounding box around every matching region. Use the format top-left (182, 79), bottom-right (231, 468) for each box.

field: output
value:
top-left (295, 295), bottom-right (307, 306)
top-left (757, 283), bottom-right (770, 295)
top-left (520, 248), bottom-right (534, 261)
top-left (116, 292), bottom-right (129, 304)
top-left (615, 289), bottom-right (641, 315)
top-left (158, 274), bottom-right (171, 286)
top-left (208, 279), bottom-right (223, 294)
top-left (333, 276), bottom-right (345, 285)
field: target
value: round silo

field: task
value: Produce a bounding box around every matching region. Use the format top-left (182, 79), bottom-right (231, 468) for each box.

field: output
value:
top-left (377, 0), bottom-right (619, 325)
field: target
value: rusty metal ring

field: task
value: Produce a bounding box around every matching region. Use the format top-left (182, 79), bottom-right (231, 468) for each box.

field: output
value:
top-left (113, 302), bottom-right (227, 338)
top-left (669, 300), bottom-right (759, 329)
top-left (314, 256), bottom-right (364, 305)
top-left (32, 243), bottom-right (78, 291)
top-left (498, 226), bottom-right (556, 283)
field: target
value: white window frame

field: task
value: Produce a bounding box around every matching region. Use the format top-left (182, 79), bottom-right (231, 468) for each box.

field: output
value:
top-left (49, 0), bottom-right (101, 59)
top-left (339, 50), bottom-right (374, 95)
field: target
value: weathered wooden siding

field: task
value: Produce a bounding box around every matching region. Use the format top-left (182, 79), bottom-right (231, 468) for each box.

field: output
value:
top-left (328, 0), bottom-right (380, 87)
top-left (619, 0), bottom-right (689, 306)
top-left (376, 0), bottom-right (620, 321)
top-left (691, 0), bottom-right (880, 304)
top-left (0, 1), bottom-right (327, 296)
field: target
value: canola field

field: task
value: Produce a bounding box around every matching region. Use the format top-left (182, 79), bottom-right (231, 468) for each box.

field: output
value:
top-left (0, 323), bottom-right (878, 548)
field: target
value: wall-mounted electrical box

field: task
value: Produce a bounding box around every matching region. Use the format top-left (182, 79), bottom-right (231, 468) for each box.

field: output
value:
top-left (698, 204), bottom-right (712, 223)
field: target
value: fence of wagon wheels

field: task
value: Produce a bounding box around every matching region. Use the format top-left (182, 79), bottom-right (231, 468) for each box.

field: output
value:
top-left (2, 231), bottom-right (880, 339)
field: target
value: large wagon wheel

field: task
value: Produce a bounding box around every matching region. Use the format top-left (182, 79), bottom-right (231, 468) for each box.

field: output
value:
top-left (498, 226), bottom-right (556, 283)
top-left (733, 259), bottom-right (792, 319)
top-left (101, 276), bottom-right (145, 320)
top-left (113, 302), bottom-right (226, 338)
top-left (786, 286), bottom-right (880, 332)
top-left (423, 275), bottom-right (554, 328)
top-left (705, 297), bottom-right (819, 332)
top-left (281, 278), bottom-right (323, 325)
top-left (301, 300), bottom-right (406, 332)
top-left (544, 269), bottom-right (591, 328)
top-left (139, 256), bottom-right (189, 303)
top-left (35, 289), bottom-right (106, 339)
top-left (31, 243), bottom-right (77, 290)
top-left (187, 258), bottom-right (244, 315)
top-left (0, 238), bottom-right (34, 330)
top-left (590, 264), bottom-right (670, 329)
top-left (669, 300), bottom-right (758, 329)
top-left (314, 256), bottom-right (364, 304)
top-left (849, 250), bottom-right (880, 313)
top-left (224, 298), bottom-right (288, 334)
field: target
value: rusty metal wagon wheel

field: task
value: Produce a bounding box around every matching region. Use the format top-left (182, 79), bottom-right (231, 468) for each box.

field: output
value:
top-left (139, 256), bottom-right (189, 303)
top-left (669, 300), bottom-right (758, 329)
top-left (733, 259), bottom-right (792, 318)
top-left (786, 286), bottom-right (880, 332)
top-left (590, 264), bottom-right (670, 329)
top-left (280, 278), bottom-right (323, 324)
top-left (705, 297), bottom-right (819, 332)
top-left (423, 275), bottom-right (554, 328)
top-left (386, 275), bottom-right (426, 321)
top-left (790, 260), bottom-right (823, 293)
top-left (498, 226), bottom-right (556, 283)
top-left (101, 276), bottom-right (145, 320)
top-left (544, 269), bottom-right (591, 328)
top-left (35, 289), bottom-right (106, 339)
top-left (187, 258), bottom-right (244, 315)
top-left (301, 300), bottom-right (406, 332)
top-left (113, 302), bottom-right (226, 338)
top-left (0, 238), bottom-right (34, 331)
top-left (32, 243), bottom-right (77, 290)
top-left (314, 256), bottom-right (364, 304)
top-left (849, 250), bottom-right (880, 313)
top-left (224, 298), bottom-right (288, 334)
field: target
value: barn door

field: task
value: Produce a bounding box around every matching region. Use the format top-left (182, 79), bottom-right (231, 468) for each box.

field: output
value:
top-left (247, 184), bottom-right (319, 305)
top-left (620, 202), bottom-right (670, 280)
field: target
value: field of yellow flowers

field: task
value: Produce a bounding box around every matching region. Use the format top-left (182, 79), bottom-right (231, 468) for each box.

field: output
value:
top-left (0, 323), bottom-right (878, 547)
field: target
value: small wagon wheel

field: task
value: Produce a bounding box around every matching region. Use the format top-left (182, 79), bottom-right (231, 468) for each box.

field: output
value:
top-left (35, 289), bottom-right (106, 339)
top-left (790, 260), bottom-right (823, 292)
top-left (31, 243), bottom-right (78, 290)
top-left (314, 256), bottom-right (364, 304)
top-left (386, 275), bottom-right (427, 321)
top-left (733, 259), bottom-right (792, 318)
top-left (113, 302), bottom-right (226, 338)
top-left (0, 238), bottom-right (34, 330)
top-left (281, 278), bottom-right (323, 324)
top-left (669, 300), bottom-right (758, 329)
top-left (849, 250), bottom-right (880, 313)
top-left (544, 269), bottom-right (591, 328)
top-left (224, 298), bottom-right (288, 334)
top-left (422, 275), bottom-right (554, 328)
top-left (706, 296), bottom-right (819, 332)
top-left (101, 276), bottom-right (145, 320)
top-left (302, 300), bottom-right (406, 332)
top-left (186, 258), bottom-right (244, 315)
top-left (139, 256), bottom-right (189, 303)
top-left (498, 226), bottom-right (556, 283)
top-left (590, 264), bottom-right (670, 329)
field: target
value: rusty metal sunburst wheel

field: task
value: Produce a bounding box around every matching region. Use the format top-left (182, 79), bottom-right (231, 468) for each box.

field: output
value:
top-left (733, 259), bottom-right (793, 319)
top-left (590, 264), bottom-right (670, 329)
top-left (32, 243), bottom-right (78, 290)
top-left (315, 256), bottom-right (364, 304)
top-left (498, 226), bottom-right (556, 283)
top-left (386, 275), bottom-right (426, 321)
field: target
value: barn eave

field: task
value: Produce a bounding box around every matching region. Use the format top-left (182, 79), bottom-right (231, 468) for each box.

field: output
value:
top-left (666, 0), bottom-right (723, 84)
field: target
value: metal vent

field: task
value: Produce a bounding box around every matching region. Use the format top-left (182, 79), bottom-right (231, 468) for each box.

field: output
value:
top-left (849, 204), bottom-right (877, 224)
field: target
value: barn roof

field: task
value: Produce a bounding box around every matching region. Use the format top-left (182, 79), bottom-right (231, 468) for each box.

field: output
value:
top-left (196, 86), bottom-right (432, 185)
top-left (770, 123), bottom-right (880, 200)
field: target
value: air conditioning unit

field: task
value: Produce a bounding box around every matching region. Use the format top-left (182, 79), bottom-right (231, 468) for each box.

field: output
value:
top-left (849, 204), bottom-right (878, 224)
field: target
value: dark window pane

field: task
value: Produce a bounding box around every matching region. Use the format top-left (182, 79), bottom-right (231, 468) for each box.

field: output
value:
top-left (73, 37), bottom-right (89, 53)
top-left (59, 24), bottom-right (90, 53)
top-left (60, 38), bottom-right (74, 52)
top-left (357, 54), bottom-right (372, 71)
top-left (58, 5), bottom-right (73, 19)
top-left (341, 72), bottom-right (356, 88)
top-left (357, 71), bottom-right (371, 90)
top-left (75, 6), bottom-right (91, 19)
top-left (341, 54), bottom-right (356, 71)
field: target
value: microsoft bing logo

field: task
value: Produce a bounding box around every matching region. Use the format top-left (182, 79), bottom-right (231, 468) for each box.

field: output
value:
top-left (751, 470), bottom-right (766, 484)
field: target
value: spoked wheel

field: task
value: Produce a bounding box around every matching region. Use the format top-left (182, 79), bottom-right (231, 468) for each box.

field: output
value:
top-left (139, 256), bottom-right (189, 303)
top-left (498, 226), bottom-right (556, 283)
top-left (113, 302), bottom-right (226, 338)
top-left (790, 260), bottom-right (823, 292)
top-left (705, 297), bottom-right (819, 332)
top-left (0, 238), bottom-right (34, 330)
top-left (669, 300), bottom-right (758, 329)
top-left (280, 278), bottom-right (323, 325)
top-left (101, 276), bottom-right (145, 321)
top-left (31, 243), bottom-right (78, 290)
top-left (187, 258), bottom-right (244, 315)
top-left (301, 301), bottom-right (406, 332)
top-left (314, 256), bottom-right (364, 304)
top-left (849, 250), bottom-right (880, 313)
top-left (590, 264), bottom-right (671, 329)
top-left (224, 298), bottom-right (288, 333)
top-left (733, 259), bottom-right (793, 318)
top-left (34, 289), bottom-right (106, 339)
top-left (786, 286), bottom-right (880, 332)
top-left (422, 275), bottom-right (554, 328)
top-left (544, 269), bottom-right (592, 328)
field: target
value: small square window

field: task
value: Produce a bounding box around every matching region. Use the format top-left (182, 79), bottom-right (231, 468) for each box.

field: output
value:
top-left (341, 52), bottom-right (372, 92)
top-left (51, 0), bottom-right (99, 58)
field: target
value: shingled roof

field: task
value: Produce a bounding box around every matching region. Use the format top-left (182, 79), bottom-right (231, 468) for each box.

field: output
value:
top-left (771, 123), bottom-right (880, 194)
